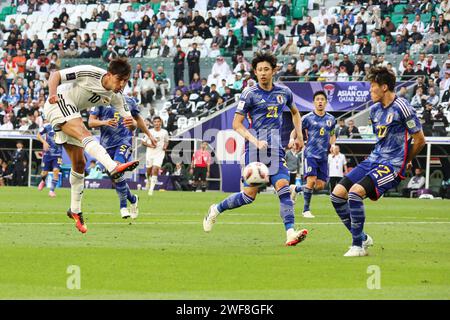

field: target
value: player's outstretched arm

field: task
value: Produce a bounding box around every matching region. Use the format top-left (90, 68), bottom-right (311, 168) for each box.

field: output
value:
top-left (232, 113), bottom-right (267, 149)
top-left (36, 132), bottom-right (49, 151)
top-left (88, 114), bottom-right (118, 128)
top-left (406, 130), bottom-right (426, 170)
top-left (289, 106), bottom-right (304, 151)
top-left (133, 114), bottom-right (157, 145)
top-left (48, 71), bottom-right (61, 104)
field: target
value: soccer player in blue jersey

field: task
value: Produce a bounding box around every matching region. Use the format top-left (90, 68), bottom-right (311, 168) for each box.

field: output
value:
top-left (203, 51), bottom-right (308, 246)
top-left (330, 67), bottom-right (426, 257)
top-left (37, 120), bottom-right (63, 197)
top-left (290, 91), bottom-right (336, 218)
top-left (89, 95), bottom-right (152, 219)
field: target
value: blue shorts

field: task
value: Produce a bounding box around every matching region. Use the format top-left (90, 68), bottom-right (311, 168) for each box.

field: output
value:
top-left (98, 144), bottom-right (132, 171)
top-left (243, 148), bottom-right (290, 187)
top-left (42, 156), bottom-right (62, 171)
top-left (304, 157), bottom-right (329, 182)
top-left (346, 159), bottom-right (401, 200)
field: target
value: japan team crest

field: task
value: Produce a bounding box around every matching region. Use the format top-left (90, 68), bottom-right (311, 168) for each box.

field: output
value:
top-left (276, 95), bottom-right (284, 104)
top-left (326, 120), bottom-right (332, 127)
top-left (386, 113), bottom-right (394, 124)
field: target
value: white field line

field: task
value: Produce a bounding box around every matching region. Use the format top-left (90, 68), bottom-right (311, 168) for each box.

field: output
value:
top-left (0, 211), bottom-right (447, 221)
top-left (0, 221), bottom-right (450, 226)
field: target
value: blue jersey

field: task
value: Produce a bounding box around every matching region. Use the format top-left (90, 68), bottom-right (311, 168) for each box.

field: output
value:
top-left (90, 96), bottom-right (140, 149)
top-left (236, 84), bottom-right (295, 150)
top-left (39, 124), bottom-right (62, 157)
top-left (302, 111), bottom-right (336, 160)
top-left (368, 96), bottom-right (422, 173)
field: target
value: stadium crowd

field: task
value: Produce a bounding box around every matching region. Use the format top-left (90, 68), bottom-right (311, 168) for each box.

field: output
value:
top-left (0, 0), bottom-right (449, 136)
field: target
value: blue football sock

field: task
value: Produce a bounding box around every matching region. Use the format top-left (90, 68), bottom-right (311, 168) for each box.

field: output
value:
top-left (217, 192), bottom-right (254, 213)
top-left (114, 176), bottom-right (129, 209)
top-left (50, 179), bottom-right (58, 192)
top-left (277, 185), bottom-right (295, 231)
top-left (303, 187), bottom-right (313, 212)
top-left (330, 193), bottom-right (351, 232)
top-left (348, 192), bottom-right (367, 247)
top-left (126, 188), bottom-right (136, 204)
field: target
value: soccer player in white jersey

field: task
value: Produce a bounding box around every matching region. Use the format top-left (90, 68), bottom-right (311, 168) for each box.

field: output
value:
top-left (142, 116), bottom-right (169, 196)
top-left (43, 58), bottom-right (155, 233)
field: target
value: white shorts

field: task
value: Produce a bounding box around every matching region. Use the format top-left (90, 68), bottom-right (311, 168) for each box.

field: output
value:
top-left (146, 153), bottom-right (165, 168)
top-left (43, 95), bottom-right (83, 147)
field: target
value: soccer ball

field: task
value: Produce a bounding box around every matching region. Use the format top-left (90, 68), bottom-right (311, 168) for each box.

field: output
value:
top-left (242, 162), bottom-right (270, 185)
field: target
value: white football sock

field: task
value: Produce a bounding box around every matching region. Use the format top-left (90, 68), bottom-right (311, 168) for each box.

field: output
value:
top-left (82, 136), bottom-right (117, 173)
top-left (70, 170), bottom-right (84, 213)
top-left (149, 176), bottom-right (158, 192)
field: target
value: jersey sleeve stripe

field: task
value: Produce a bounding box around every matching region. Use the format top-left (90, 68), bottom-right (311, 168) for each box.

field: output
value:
top-left (396, 98), bottom-right (411, 118)
top-left (75, 72), bottom-right (102, 79)
top-left (241, 86), bottom-right (257, 99)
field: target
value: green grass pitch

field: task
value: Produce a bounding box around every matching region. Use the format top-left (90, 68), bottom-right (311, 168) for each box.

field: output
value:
top-left (0, 186), bottom-right (449, 299)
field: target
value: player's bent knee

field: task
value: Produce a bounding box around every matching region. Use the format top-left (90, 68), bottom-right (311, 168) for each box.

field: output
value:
top-left (349, 184), bottom-right (367, 198)
top-left (332, 184), bottom-right (348, 198)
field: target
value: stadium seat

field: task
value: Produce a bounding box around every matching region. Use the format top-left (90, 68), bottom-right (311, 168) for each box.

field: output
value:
top-left (177, 117), bottom-right (189, 130)
top-left (148, 48), bottom-right (159, 58)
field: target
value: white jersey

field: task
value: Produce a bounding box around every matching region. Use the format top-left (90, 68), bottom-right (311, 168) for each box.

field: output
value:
top-left (144, 128), bottom-right (169, 157)
top-left (328, 153), bottom-right (347, 178)
top-left (57, 65), bottom-right (131, 118)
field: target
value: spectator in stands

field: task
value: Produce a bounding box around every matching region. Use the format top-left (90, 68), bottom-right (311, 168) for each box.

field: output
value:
top-left (352, 64), bottom-right (364, 81)
top-left (412, 14), bottom-right (425, 33)
top-left (99, 4), bottom-right (110, 21)
top-left (113, 12), bottom-right (126, 34)
top-left (402, 61), bottom-right (417, 81)
top-left (422, 102), bottom-right (434, 136)
top-left (337, 65), bottom-right (350, 82)
top-left (290, 18), bottom-right (302, 36)
top-left (199, 78), bottom-right (210, 99)
top-left (347, 119), bottom-right (361, 139)
top-left (410, 38), bottom-right (424, 55)
top-left (408, 25), bottom-right (423, 45)
top-left (173, 45), bottom-right (186, 86)
top-left (281, 37), bottom-right (299, 56)
top-left (279, 63), bottom-right (299, 82)
top-left (411, 87), bottom-right (427, 110)
top-left (381, 16), bottom-right (396, 35)
top-left (140, 72), bottom-right (156, 108)
top-left (187, 43), bottom-right (201, 83)
top-left (174, 79), bottom-right (189, 96)
top-left (155, 66), bottom-right (169, 101)
top-left (391, 35), bottom-right (407, 54)
top-left (172, 162), bottom-right (193, 191)
top-left (427, 87), bottom-right (440, 108)
top-left (223, 29), bottom-right (238, 54)
top-left (357, 36), bottom-right (372, 55)
top-left (86, 160), bottom-right (105, 180)
top-left (208, 56), bottom-right (231, 86)
top-left (402, 168), bottom-right (425, 198)
top-left (336, 118), bottom-right (349, 138)
top-left (295, 53), bottom-right (311, 78)
top-left (353, 16), bottom-right (367, 36)
top-left (189, 73), bottom-right (202, 94)
top-left (373, 35), bottom-right (386, 55)
top-left (297, 29), bottom-right (312, 48)
top-left (0, 113), bottom-right (13, 131)
top-left (434, 106), bottom-right (449, 136)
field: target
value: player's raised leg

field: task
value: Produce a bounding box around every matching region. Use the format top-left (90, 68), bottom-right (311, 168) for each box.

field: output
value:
top-left (61, 118), bottom-right (139, 179)
top-left (203, 186), bottom-right (257, 232)
top-left (64, 144), bottom-right (87, 233)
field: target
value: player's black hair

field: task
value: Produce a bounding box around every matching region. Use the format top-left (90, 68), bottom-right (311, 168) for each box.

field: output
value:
top-left (313, 90), bottom-right (328, 101)
top-left (152, 116), bottom-right (162, 122)
top-left (367, 66), bottom-right (396, 92)
top-left (108, 58), bottom-right (131, 79)
top-left (251, 51), bottom-right (277, 70)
